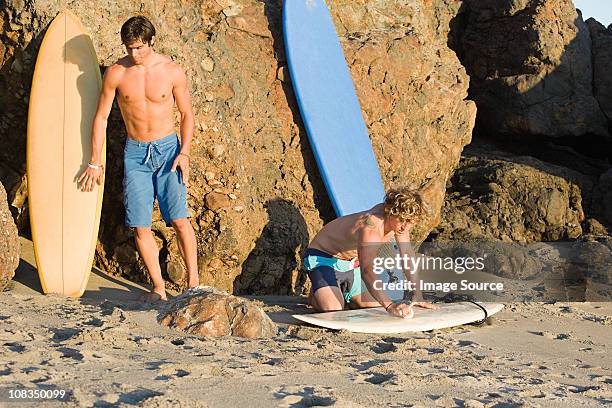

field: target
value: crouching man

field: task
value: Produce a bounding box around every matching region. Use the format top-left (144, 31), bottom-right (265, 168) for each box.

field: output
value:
top-left (303, 187), bottom-right (438, 318)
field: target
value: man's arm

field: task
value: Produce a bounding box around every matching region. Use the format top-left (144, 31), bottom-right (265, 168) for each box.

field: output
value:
top-left (358, 218), bottom-right (412, 318)
top-left (79, 66), bottom-right (119, 192)
top-left (395, 228), bottom-right (438, 309)
top-left (395, 229), bottom-right (422, 300)
top-left (171, 64), bottom-right (194, 186)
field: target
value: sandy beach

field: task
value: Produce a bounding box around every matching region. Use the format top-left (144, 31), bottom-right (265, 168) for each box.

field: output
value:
top-left (0, 238), bottom-right (610, 407)
top-left (1, 2), bottom-right (611, 405)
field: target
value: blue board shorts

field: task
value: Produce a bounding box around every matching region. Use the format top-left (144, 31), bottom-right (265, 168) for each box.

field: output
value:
top-left (302, 248), bottom-right (367, 303)
top-left (123, 133), bottom-right (189, 227)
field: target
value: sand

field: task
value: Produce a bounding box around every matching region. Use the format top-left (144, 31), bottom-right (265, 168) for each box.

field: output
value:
top-left (0, 238), bottom-right (610, 407)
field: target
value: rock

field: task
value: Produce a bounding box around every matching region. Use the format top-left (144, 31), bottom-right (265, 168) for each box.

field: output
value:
top-left (166, 260), bottom-right (186, 285)
top-left (463, 400), bottom-right (485, 408)
top-left (210, 144), bottom-right (225, 158)
top-left (233, 198), bottom-right (309, 295)
top-left (597, 168), bottom-right (612, 225)
top-left (572, 236), bottom-right (612, 285)
top-left (0, 1), bottom-right (475, 294)
top-left (205, 192), bottom-right (230, 211)
top-left (159, 286), bottom-right (277, 338)
top-left (587, 18), bottom-right (612, 125)
top-left (113, 244), bottom-right (139, 264)
top-left (0, 182), bottom-right (19, 291)
top-left (200, 57), bottom-right (215, 72)
top-left (592, 168), bottom-right (612, 227)
top-left (571, 236), bottom-right (612, 301)
top-left (431, 151), bottom-right (591, 243)
top-left (276, 65), bottom-right (288, 82)
top-left (452, 0), bottom-right (609, 139)
top-left (421, 239), bottom-right (545, 280)
top-left (226, 3), bottom-right (272, 38)
top-left (583, 218), bottom-right (609, 236)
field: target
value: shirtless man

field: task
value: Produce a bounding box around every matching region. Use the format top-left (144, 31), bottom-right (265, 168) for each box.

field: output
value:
top-left (303, 187), bottom-right (438, 318)
top-left (78, 16), bottom-right (199, 301)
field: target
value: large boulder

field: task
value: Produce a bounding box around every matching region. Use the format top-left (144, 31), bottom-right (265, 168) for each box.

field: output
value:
top-left (0, 0), bottom-right (475, 294)
top-left (0, 182), bottom-right (19, 291)
top-left (451, 0), bottom-right (609, 139)
top-left (430, 149), bottom-right (592, 243)
top-left (159, 287), bottom-right (277, 338)
top-left (592, 168), bottom-right (612, 227)
top-left (586, 18), bottom-right (612, 126)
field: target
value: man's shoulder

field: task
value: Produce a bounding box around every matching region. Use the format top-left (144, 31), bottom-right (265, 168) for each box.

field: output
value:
top-left (362, 205), bottom-right (386, 226)
top-left (155, 54), bottom-right (184, 73)
top-left (348, 210), bottom-right (381, 237)
top-left (102, 60), bottom-right (128, 85)
top-left (106, 58), bottom-right (130, 75)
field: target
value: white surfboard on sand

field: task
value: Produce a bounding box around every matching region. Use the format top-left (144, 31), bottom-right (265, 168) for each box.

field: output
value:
top-left (293, 302), bottom-right (504, 334)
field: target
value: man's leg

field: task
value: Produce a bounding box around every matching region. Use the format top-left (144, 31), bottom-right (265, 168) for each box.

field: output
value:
top-left (134, 227), bottom-right (167, 301)
top-left (307, 265), bottom-right (346, 311)
top-left (349, 291), bottom-right (380, 308)
top-left (311, 286), bottom-right (345, 312)
top-left (348, 268), bottom-right (380, 308)
top-left (171, 218), bottom-right (199, 288)
top-left (310, 286), bottom-right (345, 312)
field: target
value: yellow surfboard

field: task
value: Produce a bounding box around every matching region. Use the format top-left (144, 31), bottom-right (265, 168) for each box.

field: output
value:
top-left (27, 10), bottom-right (104, 297)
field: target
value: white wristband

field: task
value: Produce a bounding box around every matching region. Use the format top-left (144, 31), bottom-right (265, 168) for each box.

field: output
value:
top-left (88, 162), bottom-right (100, 169)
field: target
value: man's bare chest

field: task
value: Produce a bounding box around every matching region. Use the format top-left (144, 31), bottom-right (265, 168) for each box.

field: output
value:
top-left (117, 71), bottom-right (173, 104)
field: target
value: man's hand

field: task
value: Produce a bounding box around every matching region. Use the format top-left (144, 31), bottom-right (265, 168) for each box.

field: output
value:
top-left (171, 153), bottom-right (190, 187)
top-left (386, 303), bottom-right (414, 319)
top-left (412, 301), bottom-right (439, 311)
top-left (78, 166), bottom-right (104, 192)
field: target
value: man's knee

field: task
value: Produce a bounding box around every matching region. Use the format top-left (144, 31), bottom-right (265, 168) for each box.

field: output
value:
top-left (171, 218), bottom-right (191, 232)
top-left (314, 301), bottom-right (343, 312)
top-left (133, 226), bottom-right (152, 240)
top-left (312, 287), bottom-right (344, 312)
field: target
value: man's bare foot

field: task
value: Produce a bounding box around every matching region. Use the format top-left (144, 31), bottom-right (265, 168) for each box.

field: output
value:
top-left (188, 277), bottom-right (200, 288)
top-left (183, 286), bottom-right (200, 295)
top-left (141, 290), bottom-right (167, 302)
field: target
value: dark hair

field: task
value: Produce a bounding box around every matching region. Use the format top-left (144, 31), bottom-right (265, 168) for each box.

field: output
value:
top-left (121, 16), bottom-right (156, 45)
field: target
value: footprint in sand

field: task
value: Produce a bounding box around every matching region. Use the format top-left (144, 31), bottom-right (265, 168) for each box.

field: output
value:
top-left (457, 340), bottom-right (477, 347)
top-left (155, 369), bottom-right (190, 381)
top-left (84, 317), bottom-right (105, 327)
top-left (518, 388), bottom-right (546, 398)
top-left (350, 359), bottom-right (390, 371)
top-left (529, 330), bottom-right (571, 340)
top-left (50, 327), bottom-right (82, 342)
top-left (371, 341), bottom-right (397, 354)
top-left (363, 372), bottom-right (395, 385)
top-left (589, 375), bottom-right (612, 384)
top-left (273, 386), bottom-right (338, 407)
top-left (4, 342), bottom-right (26, 352)
top-left (381, 336), bottom-right (409, 344)
top-left (57, 347), bottom-right (84, 361)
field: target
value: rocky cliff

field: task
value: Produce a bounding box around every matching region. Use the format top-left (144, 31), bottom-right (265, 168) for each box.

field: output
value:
top-left (2, 0), bottom-right (610, 296)
top-left (0, 0), bottom-right (475, 294)
top-left (437, 0), bottom-right (612, 243)
top-left (450, 0), bottom-right (610, 140)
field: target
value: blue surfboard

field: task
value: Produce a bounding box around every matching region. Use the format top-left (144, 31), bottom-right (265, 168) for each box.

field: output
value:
top-left (283, 0), bottom-right (385, 217)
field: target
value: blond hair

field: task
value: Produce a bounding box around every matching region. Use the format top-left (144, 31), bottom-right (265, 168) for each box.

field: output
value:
top-left (383, 187), bottom-right (428, 222)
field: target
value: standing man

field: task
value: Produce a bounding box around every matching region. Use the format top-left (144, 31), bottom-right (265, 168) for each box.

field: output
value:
top-left (303, 187), bottom-right (438, 318)
top-left (79, 16), bottom-right (199, 301)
